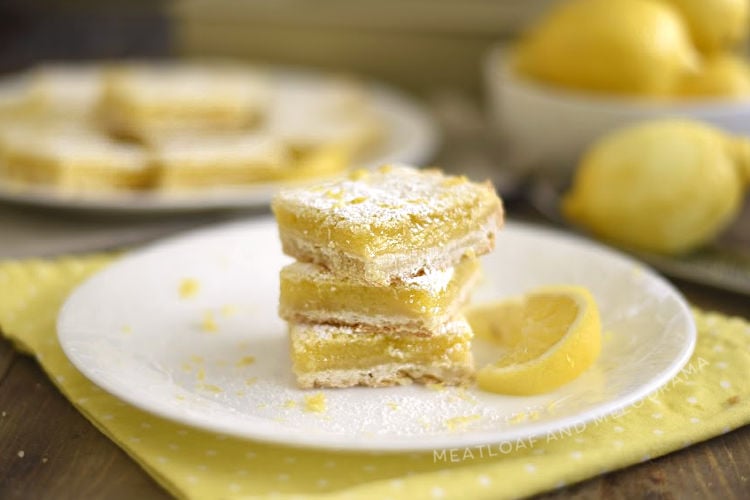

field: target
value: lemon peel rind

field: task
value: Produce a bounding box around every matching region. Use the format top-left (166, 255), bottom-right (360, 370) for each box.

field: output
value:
top-left (476, 285), bottom-right (602, 396)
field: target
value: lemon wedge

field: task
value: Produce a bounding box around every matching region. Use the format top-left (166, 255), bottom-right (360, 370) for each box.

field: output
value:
top-left (467, 286), bottom-right (602, 396)
top-left (464, 297), bottom-right (525, 348)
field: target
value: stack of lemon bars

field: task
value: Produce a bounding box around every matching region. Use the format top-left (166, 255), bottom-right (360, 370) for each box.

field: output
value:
top-left (272, 165), bottom-right (504, 388)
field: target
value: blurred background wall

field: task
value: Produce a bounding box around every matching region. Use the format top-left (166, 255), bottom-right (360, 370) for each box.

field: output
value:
top-left (0, 0), bottom-right (171, 72)
top-left (0, 0), bottom-right (557, 94)
top-left (173, 0), bottom-right (556, 94)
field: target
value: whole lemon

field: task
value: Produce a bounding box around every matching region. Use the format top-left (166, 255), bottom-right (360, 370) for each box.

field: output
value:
top-left (563, 120), bottom-right (749, 254)
top-left (515, 0), bottom-right (698, 96)
top-left (660, 0), bottom-right (749, 52)
top-left (678, 54), bottom-right (750, 98)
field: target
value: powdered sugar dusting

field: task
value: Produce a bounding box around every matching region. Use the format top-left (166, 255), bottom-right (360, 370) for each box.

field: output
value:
top-left (153, 133), bottom-right (289, 166)
top-left (110, 62), bottom-right (271, 107)
top-left (404, 266), bottom-right (455, 292)
top-left (3, 127), bottom-right (148, 171)
top-left (274, 165), bottom-right (497, 230)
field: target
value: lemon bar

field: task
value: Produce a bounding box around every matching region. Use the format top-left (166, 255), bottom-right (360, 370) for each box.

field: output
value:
top-left (274, 113), bottom-right (383, 161)
top-left (275, 142), bottom-right (352, 182)
top-left (270, 80), bottom-right (383, 160)
top-left (25, 64), bottom-right (103, 120)
top-left (150, 133), bottom-right (291, 189)
top-left (280, 257), bottom-right (480, 333)
top-left (99, 62), bottom-right (271, 141)
top-left (272, 165), bottom-right (504, 284)
top-left (0, 126), bottom-right (152, 190)
top-left (277, 77), bottom-right (372, 117)
top-left (289, 318), bottom-right (474, 388)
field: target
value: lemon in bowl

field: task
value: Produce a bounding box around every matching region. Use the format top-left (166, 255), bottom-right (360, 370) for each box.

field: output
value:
top-left (660, 0), bottom-right (749, 53)
top-left (514, 0), bottom-right (699, 97)
top-left (678, 54), bottom-right (750, 98)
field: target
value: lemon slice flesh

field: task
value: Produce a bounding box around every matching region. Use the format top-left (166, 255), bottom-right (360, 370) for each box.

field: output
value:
top-left (466, 286), bottom-right (602, 396)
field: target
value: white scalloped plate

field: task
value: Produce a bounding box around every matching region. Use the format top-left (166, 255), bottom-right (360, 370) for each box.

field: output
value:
top-left (58, 219), bottom-right (695, 451)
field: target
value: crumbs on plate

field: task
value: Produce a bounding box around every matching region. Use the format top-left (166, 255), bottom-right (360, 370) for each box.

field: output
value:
top-left (445, 414), bottom-right (481, 431)
top-left (304, 392), bottom-right (327, 413)
top-left (179, 278), bottom-right (200, 299)
top-left (201, 311), bottom-right (218, 333)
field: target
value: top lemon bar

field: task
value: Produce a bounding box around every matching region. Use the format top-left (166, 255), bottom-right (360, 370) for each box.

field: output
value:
top-left (272, 165), bottom-right (504, 284)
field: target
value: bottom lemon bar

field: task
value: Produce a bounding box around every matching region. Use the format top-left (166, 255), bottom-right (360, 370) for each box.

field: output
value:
top-left (289, 319), bottom-right (474, 388)
top-left (280, 258), bottom-right (480, 333)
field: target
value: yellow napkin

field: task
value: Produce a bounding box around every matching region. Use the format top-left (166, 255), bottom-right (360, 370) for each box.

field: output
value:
top-left (1, 255), bottom-right (749, 500)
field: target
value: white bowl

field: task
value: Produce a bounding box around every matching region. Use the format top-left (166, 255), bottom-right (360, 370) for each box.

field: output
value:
top-left (484, 45), bottom-right (750, 178)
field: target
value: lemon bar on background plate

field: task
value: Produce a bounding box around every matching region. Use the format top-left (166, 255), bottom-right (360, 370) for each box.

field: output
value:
top-left (99, 62), bottom-right (271, 141)
top-left (275, 142), bottom-right (352, 182)
top-left (279, 257), bottom-right (480, 333)
top-left (0, 126), bottom-right (152, 190)
top-left (268, 80), bottom-right (384, 164)
top-left (269, 93), bottom-right (384, 161)
top-left (24, 64), bottom-right (103, 120)
top-left (272, 165), bottom-right (504, 284)
top-left (150, 133), bottom-right (291, 189)
top-left (275, 76), bottom-right (372, 118)
top-left (289, 318), bottom-right (474, 388)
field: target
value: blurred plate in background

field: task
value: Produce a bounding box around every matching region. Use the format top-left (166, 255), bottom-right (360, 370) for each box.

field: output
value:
top-left (0, 67), bottom-right (438, 214)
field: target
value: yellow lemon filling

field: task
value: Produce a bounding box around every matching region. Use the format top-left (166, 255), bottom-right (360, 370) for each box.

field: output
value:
top-left (272, 165), bottom-right (503, 257)
top-left (279, 257), bottom-right (479, 330)
top-left (289, 320), bottom-right (473, 374)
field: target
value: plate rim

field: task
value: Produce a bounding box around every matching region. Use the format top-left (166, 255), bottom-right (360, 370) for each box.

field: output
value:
top-left (57, 219), bottom-right (697, 452)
